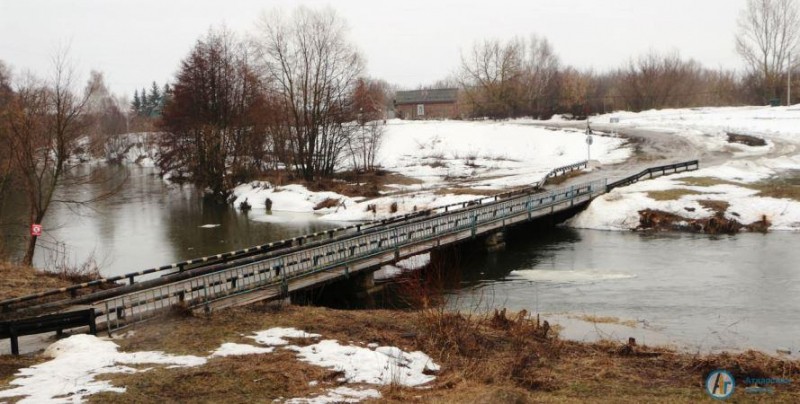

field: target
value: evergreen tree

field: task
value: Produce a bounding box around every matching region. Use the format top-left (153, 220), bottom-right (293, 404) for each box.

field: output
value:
top-left (148, 81), bottom-right (161, 117)
top-left (140, 87), bottom-right (148, 116)
top-left (132, 89), bottom-right (141, 113)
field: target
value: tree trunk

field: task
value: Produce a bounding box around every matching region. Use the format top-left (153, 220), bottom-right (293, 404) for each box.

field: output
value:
top-left (22, 235), bottom-right (37, 266)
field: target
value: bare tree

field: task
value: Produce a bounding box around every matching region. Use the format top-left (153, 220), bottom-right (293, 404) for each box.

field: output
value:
top-left (615, 51), bottom-right (703, 111)
top-left (253, 6), bottom-right (365, 181)
top-left (735, 0), bottom-right (800, 101)
top-left (159, 28), bottom-right (269, 201)
top-left (459, 38), bottom-right (526, 119)
top-left (0, 61), bottom-right (13, 202)
top-left (6, 51), bottom-right (97, 265)
top-left (459, 35), bottom-right (560, 119)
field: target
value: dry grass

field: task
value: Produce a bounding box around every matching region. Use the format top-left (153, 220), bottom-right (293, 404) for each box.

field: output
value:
top-left (2, 305), bottom-right (799, 403)
top-left (313, 197), bottom-right (341, 210)
top-left (434, 187), bottom-right (499, 196)
top-left (676, 177), bottom-right (743, 187)
top-left (645, 189), bottom-right (705, 201)
top-left (697, 199), bottom-right (730, 214)
top-left (0, 262), bottom-right (72, 301)
top-left (112, 306), bottom-right (800, 402)
top-left (545, 170), bottom-right (587, 186)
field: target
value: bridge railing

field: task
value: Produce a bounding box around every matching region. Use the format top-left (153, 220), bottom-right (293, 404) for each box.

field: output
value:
top-left (97, 178), bottom-right (607, 332)
top-left (606, 160), bottom-right (699, 192)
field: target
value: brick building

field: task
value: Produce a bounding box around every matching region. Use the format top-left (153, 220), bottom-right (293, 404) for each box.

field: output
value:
top-left (394, 88), bottom-right (460, 120)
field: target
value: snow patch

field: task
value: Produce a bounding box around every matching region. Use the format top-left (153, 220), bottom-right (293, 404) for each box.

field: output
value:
top-left (0, 334), bottom-right (206, 403)
top-left (287, 339), bottom-right (439, 387)
top-left (210, 343), bottom-right (274, 357)
top-left (249, 327), bottom-right (321, 346)
top-left (286, 386), bottom-right (382, 404)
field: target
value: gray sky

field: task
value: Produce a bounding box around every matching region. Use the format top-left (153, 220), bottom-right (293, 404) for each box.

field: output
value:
top-left (1, 0), bottom-right (747, 97)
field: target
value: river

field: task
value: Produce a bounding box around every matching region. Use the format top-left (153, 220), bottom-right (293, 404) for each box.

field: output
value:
top-left (448, 226), bottom-right (800, 356)
top-left (1, 164), bottom-right (798, 356)
top-left (0, 166), bottom-right (339, 276)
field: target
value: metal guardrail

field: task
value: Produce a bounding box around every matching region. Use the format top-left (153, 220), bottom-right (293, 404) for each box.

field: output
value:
top-left (606, 160), bottom-right (699, 192)
top-left (0, 160), bottom-right (591, 314)
top-left (97, 178), bottom-right (608, 332)
top-left (535, 160), bottom-right (588, 188)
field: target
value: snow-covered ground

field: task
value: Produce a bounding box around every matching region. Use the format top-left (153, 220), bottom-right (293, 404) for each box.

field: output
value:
top-left (0, 327), bottom-right (439, 403)
top-left (568, 105), bottom-right (800, 231)
top-left (233, 119), bottom-right (631, 223)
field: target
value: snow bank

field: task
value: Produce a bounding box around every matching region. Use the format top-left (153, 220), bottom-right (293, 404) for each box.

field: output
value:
top-left (249, 327), bottom-right (322, 346)
top-left (210, 343), bottom-right (274, 357)
top-left (286, 386), bottom-right (382, 404)
top-left (232, 182), bottom-right (357, 214)
top-left (0, 334), bottom-right (206, 403)
top-left (288, 340), bottom-right (439, 387)
top-left (569, 159), bottom-right (800, 231)
top-left (566, 105), bottom-right (800, 232)
top-left (379, 119), bottom-right (629, 187)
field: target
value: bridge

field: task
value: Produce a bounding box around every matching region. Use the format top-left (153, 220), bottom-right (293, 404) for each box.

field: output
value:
top-left (0, 159), bottom-right (698, 350)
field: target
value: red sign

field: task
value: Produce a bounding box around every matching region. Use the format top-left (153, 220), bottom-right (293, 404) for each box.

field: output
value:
top-left (31, 224), bottom-right (42, 237)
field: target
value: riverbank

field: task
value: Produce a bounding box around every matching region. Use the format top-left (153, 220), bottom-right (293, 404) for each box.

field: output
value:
top-left (1, 304), bottom-right (798, 403)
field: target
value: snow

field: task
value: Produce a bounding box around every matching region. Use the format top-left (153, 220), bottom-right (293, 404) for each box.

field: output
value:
top-left (210, 343), bottom-right (274, 357)
top-left (0, 334), bottom-right (206, 404)
top-left (199, 224), bottom-right (220, 228)
top-left (225, 119), bottom-right (630, 223)
top-left (375, 253), bottom-right (431, 280)
top-left (232, 182), bottom-right (357, 215)
top-left (378, 119), bottom-right (629, 186)
top-left (287, 340), bottom-right (439, 387)
top-left (248, 327), bottom-right (321, 346)
top-left (1, 327), bottom-right (438, 403)
top-left (569, 105), bottom-right (800, 231)
top-left (286, 386), bottom-right (382, 404)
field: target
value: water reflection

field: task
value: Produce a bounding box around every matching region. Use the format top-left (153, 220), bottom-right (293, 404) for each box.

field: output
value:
top-left (0, 166), bottom-right (338, 277)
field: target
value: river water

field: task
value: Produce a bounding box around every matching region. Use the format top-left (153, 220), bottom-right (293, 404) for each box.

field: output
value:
top-left (0, 166), bottom-right (339, 276)
top-left (1, 165), bottom-right (798, 356)
top-left (449, 226), bottom-right (800, 356)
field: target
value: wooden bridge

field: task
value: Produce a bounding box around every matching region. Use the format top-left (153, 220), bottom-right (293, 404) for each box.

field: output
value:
top-left (0, 160), bottom-right (698, 350)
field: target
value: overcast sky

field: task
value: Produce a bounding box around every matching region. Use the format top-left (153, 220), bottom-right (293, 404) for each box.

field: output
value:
top-left (1, 0), bottom-right (747, 97)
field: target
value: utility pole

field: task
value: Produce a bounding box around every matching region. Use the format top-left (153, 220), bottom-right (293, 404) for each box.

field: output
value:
top-left (789, 53), bottom-right (792, 106)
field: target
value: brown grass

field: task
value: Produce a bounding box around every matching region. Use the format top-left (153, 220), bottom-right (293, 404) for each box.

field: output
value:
top-left (697, 199), bottom-right (730, 214)
top-left (645, 189), bottom-right (705, 201)
top-left (434, 187), bottom-right (499, 196)
top-left (313, 198), bottom-right (341, 210)
top-left (0, 262), bottom-right (72, 301)
top-left (676, 177), bottom-right (743, 187)
top-left (677, 174), bottom-right (800, 202)
top-left (0, 305), bottom-right (773, 403)
top-left (545, 170), bottom-right (587, 186)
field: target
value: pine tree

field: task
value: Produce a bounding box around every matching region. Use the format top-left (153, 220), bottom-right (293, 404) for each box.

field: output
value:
top-left (132, 90), bottom-right (141, 113)
top-left (140, 87), bottom-right (148, 116)
top-left (148, 81), bottom-right (161, 117)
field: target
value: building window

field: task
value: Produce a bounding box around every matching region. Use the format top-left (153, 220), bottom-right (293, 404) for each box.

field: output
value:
top-left (417, 104), bottom-right (425, 116)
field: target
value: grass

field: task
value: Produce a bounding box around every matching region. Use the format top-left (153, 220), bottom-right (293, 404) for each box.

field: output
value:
top-left (545, 170), bottom-right (588, 186)
top-left (676, 173), bottom-right (800, 202)
top-left (697, 199), bottom-right (730, 214)
top-left (434, 187), bottom-right (499, 196)
top-left (645, 189), bottom-right (705, 201)
top-left (0, 304), bottom-right (793, 403)
top-left (0, 262), bottom-right (73, 301)
top-left (675, 177), bottom-right (743, 187)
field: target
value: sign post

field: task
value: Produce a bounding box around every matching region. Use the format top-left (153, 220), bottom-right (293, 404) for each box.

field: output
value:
top-left (585, 121), bottom-right (593, 162)
top-left (30, 224), bottom-right (42, 237)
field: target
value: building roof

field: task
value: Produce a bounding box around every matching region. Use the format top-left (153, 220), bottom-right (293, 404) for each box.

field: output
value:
top-left (395, 88), bottom-right (458, 105)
